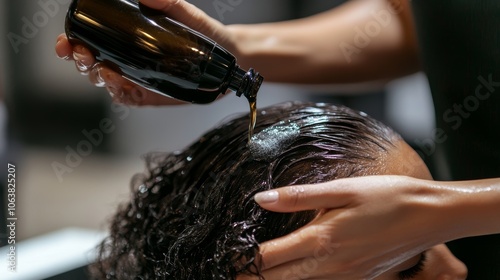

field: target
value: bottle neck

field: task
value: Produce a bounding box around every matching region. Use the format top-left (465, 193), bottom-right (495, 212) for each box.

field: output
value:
top-left (228, 67), bottom-right (264, 102)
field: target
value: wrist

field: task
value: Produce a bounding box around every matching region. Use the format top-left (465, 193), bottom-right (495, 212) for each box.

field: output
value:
top-left (225, 24), bottom-right (270, 69)
top-left (445, 178), bottom-right (500, 237)
top-left (419, 178), bottom-right (500, 242)
top-left (396, 177), bottom-right (462, 247)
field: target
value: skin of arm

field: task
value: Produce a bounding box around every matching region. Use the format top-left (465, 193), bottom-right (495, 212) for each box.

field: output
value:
top-left (242, 176), bottom-right (500, 279)
top-left (56, 0), bottom-right (420, 105)
top-left (438, 178), bottom-right (500, 238)
top-left (227, 0), bottom-right (420, 84)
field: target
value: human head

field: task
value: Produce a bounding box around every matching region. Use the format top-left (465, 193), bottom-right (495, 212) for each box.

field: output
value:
top-left (90, 101), bottom-right (466, 279)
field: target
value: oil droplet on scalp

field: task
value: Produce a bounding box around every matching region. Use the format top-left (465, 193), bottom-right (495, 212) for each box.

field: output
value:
top-left (248, 121), bottom-right (300, 161)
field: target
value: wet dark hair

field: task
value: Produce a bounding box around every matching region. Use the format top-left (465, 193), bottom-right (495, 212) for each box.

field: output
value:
top-left (90, 101), bottom-right (401, 279)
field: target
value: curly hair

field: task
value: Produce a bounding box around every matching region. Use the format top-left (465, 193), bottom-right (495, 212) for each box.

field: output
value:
top-left (89, 101), bottom-right (401, 279)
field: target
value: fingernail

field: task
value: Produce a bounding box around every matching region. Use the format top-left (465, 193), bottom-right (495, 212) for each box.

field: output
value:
top-left (96, 69), bottom-right (106, 87)
top-left (72, 45), bottom-right (85, 60)
top-left (72, 45), bottom-right (91, 68)
top-left (91, 66), bottom-right (106, 87)
top-left (254, 190), bottom-right (279, 204)
top-left (76, 60), bottom-right (90, 72)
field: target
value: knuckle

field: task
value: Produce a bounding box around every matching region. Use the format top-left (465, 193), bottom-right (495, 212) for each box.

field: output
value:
top-left (284, 185), bottom-right (306, 208)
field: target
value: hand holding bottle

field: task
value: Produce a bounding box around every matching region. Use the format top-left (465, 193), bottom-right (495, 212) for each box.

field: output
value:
top-left (55, 0), bottom-right (235, 105)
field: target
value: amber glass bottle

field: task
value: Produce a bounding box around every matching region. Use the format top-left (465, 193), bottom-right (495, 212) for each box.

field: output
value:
top-left (65, 0), bottom-right (263, 104)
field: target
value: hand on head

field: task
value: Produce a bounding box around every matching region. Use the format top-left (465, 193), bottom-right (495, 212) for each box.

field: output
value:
top-left (241, 175), bottom-right (468, 280)
top-left (237, 134), bottom-right (469, 279)
top-left (89, 102), bottom-right (467, 280)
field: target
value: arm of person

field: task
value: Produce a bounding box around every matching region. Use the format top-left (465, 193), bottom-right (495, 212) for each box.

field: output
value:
top-left (229, 0), bottom-right (420, 84)
top-left (55, 0), bottom-right (419, 105)
top-left (239, 176), bottom-right (500, 279)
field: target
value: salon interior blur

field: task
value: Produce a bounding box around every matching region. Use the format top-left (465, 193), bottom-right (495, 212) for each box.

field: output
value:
top-left (1, 0), bottom-right (435, 279)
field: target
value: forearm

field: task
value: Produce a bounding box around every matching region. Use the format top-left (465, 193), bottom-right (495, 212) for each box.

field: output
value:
top-left (226, 0), bottom-right (420, 84)
top-left (423, 178), bottom-right (500, 242)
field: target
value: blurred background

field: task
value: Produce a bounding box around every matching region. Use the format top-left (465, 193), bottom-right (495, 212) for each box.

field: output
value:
top-left (0, 0), bottom-right (435, 279)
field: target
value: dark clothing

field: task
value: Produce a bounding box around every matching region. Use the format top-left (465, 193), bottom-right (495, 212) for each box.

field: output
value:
top-left (411, 1), bottom-right (500, 278)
